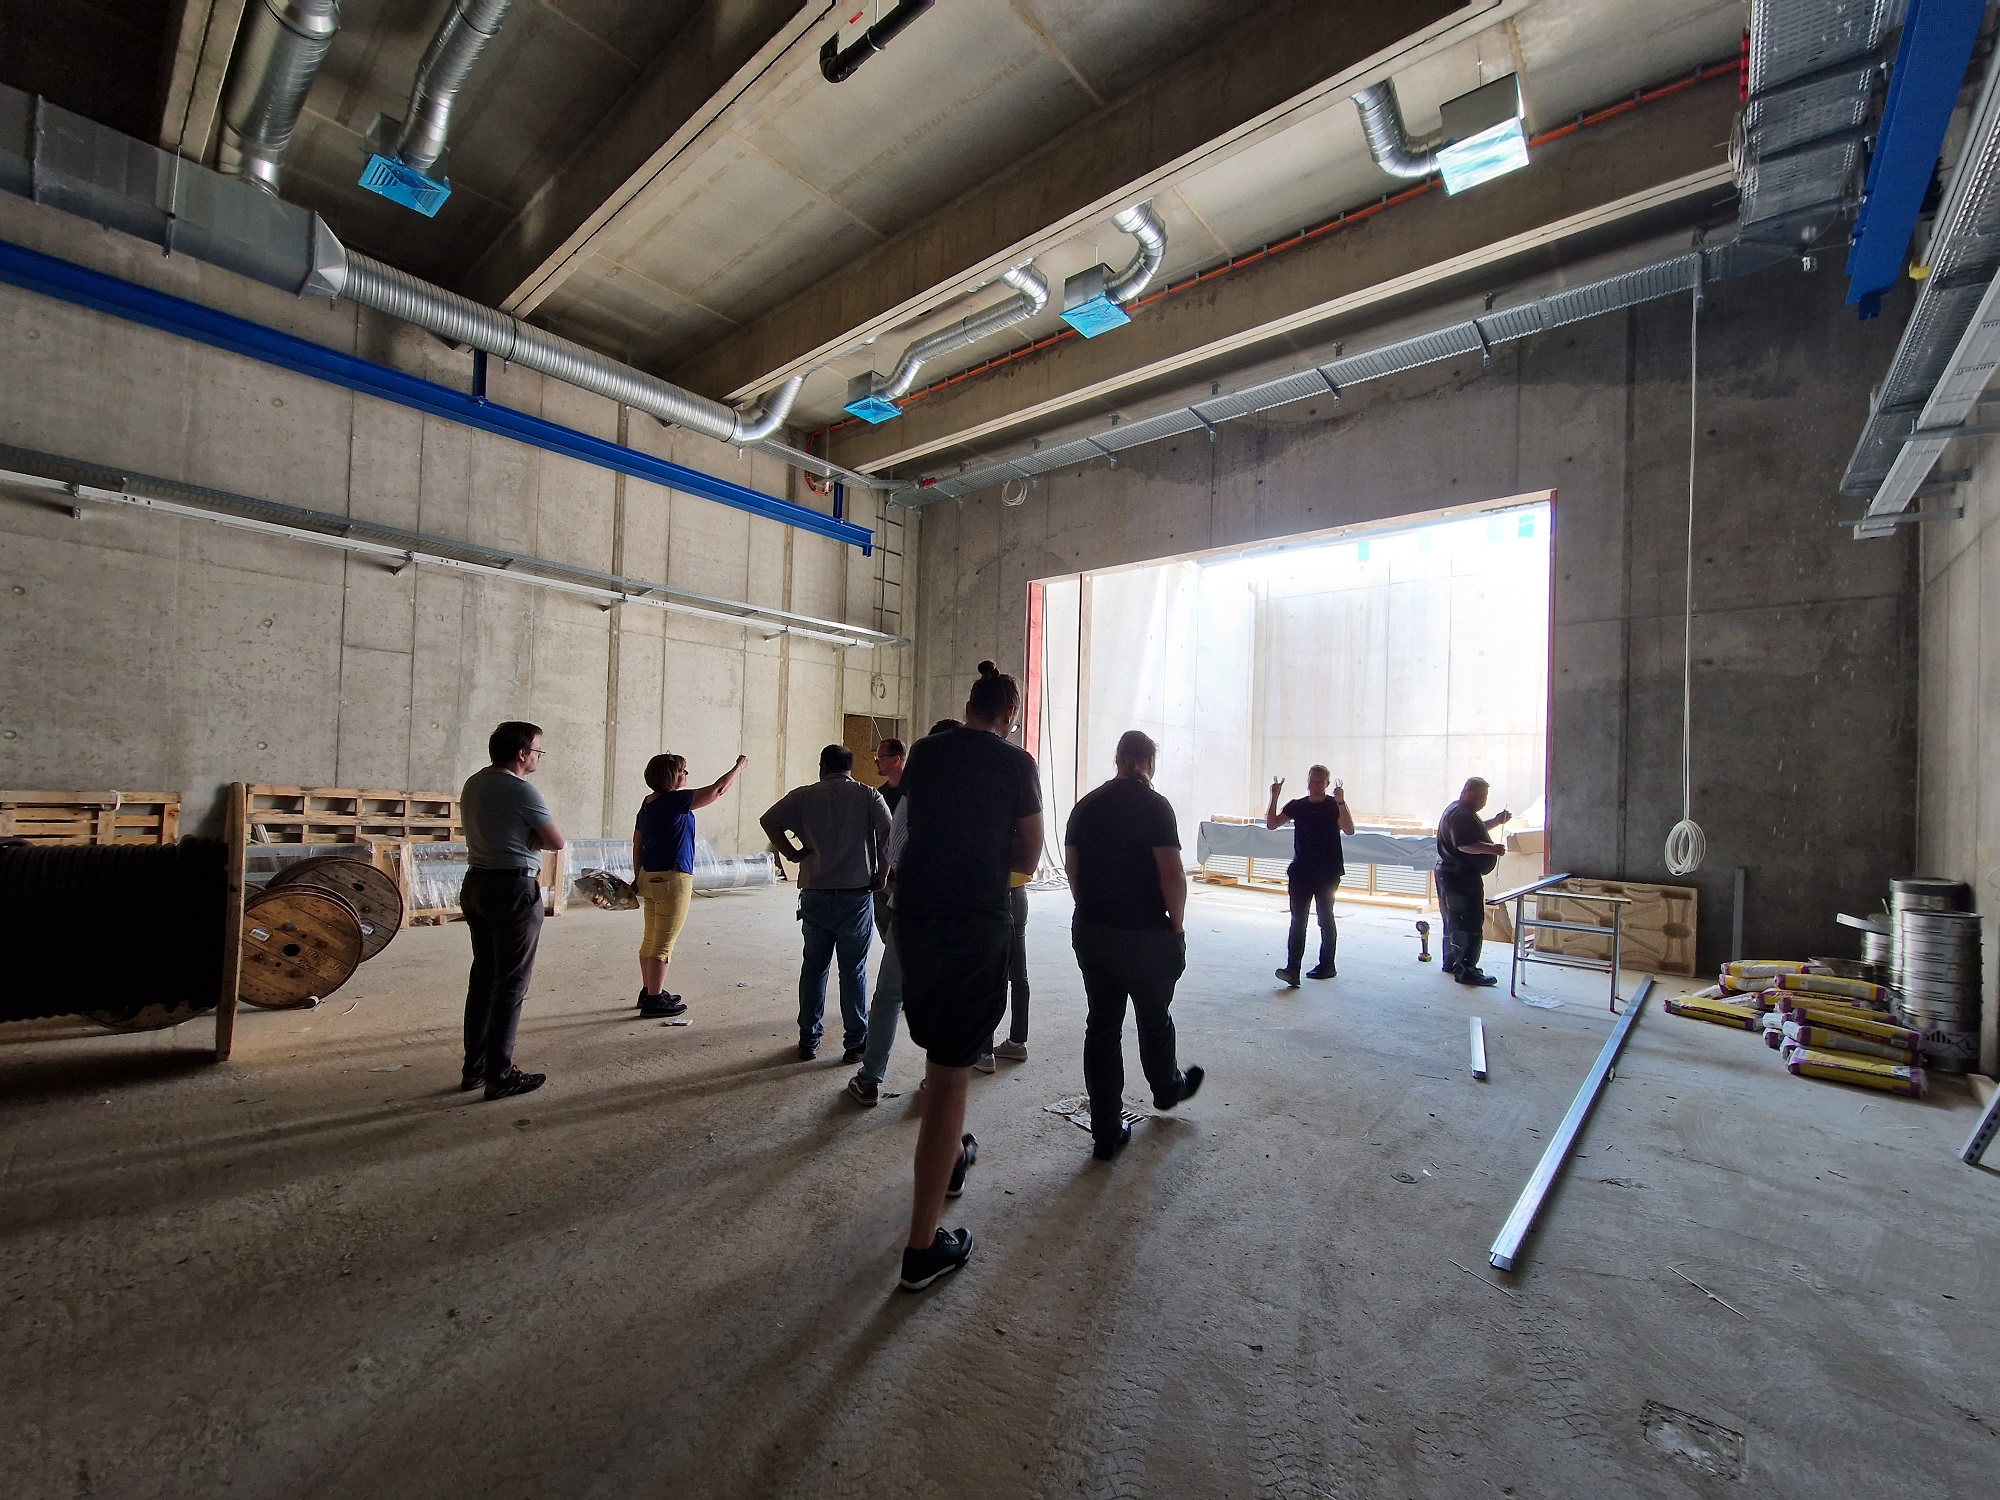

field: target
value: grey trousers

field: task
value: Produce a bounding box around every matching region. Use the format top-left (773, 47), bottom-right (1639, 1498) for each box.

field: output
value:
top-left (461, 868), bottom-right (544, 1080)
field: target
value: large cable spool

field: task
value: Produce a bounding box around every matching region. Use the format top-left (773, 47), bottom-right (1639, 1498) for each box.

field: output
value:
top-left (268, 855), bottom-right (403, 960)
top-left (239, 885), bottom-right (364, 1009)
top-left (0, 839), bottom-right (226, 1030)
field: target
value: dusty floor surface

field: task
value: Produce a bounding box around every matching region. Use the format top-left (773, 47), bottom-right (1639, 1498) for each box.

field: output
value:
top-left (3, 882), bottom-right (1995, 1499)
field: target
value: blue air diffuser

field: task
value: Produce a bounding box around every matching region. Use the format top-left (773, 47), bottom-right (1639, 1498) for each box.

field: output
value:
top-left (359, 155), bottom-right (452, 218)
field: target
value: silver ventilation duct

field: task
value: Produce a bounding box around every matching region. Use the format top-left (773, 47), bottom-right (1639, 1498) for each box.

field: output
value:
top-left (1353, 80), bottom-right (1440, 180)
top-left (380, 0), bottom-right (513, 174)
top-left (0, 81), bottom-right (848, 472)
top-left (896, 236), bottom-right (1792, 505)
top-left (880, 262), bottom-right (1050, 401)
top-left (333, 253), bottom-right (805, 445)
top-left (1105, 202), bottom-right (1167, 303)
top-left (217, 0), bottom-right (341, 193)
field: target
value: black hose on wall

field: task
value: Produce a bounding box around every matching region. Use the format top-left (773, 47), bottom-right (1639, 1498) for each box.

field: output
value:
top-left (0, 840), bottom-right (227, 1024)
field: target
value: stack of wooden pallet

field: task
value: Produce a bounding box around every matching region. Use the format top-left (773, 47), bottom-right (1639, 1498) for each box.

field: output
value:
top-left (0, 790), bottom-right (179, 845)
top-left (245, 786), bottom-right (461, 844)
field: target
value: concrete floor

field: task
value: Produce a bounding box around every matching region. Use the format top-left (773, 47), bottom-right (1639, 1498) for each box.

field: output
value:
top-left (3, 882), bottom-right (1994, 1498)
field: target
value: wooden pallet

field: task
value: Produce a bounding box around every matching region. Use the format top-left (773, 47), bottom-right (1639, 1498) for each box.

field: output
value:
top-left (1528, 877), bottom-right (1698, 976)
top-left (0, 790), bottom-right (180, 845)
top-left (246, 785), bottom-right (461, 844)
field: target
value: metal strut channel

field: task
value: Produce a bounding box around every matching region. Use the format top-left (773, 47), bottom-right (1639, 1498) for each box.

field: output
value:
top-left (1488, 976), bottom-right (1654, 1272)
top-left (0, 237), bottom-right (876, 553)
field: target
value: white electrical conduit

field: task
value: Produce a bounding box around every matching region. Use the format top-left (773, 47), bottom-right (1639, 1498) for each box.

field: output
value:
top-left (1, 470), bottom-right (897, 648)
top-left (1666, 287), bottom-right (1707, 877)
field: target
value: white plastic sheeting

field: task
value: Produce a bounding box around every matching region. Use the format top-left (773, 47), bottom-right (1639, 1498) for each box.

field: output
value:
top-left (1037, 502), bottom-right (1552, 849)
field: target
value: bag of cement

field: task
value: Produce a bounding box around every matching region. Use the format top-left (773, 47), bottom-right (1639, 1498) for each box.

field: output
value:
top-left (575, 869), bottom-right (640, 910)
top-left (1665, 994), bottom-right (1762, 1030)
top-left (1773, 971), bottom-right (1889, 1008)
top-left (1782, 1019), bottom-right (1920, 1063)
top-left (1721, 960), bottom-right (1822, 991)
top-left (1778, 1002), bottom-right (1921, 1049)
top-left (1783, 1043), bottom-right (1926, 1098)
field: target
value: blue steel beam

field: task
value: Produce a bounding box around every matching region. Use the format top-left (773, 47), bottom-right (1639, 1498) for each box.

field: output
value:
top-left (0, 237), bottom-right (874, 553)
top-left (1845, 0), bottom-right (1986, 317)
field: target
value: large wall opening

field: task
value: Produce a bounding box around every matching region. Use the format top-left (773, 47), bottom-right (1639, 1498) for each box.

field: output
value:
top-left (1030, 493), bottom-right (1554, 885)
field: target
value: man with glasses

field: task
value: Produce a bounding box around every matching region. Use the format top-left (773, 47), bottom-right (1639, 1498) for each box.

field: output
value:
top-left (459, 721), bottom-right (566, 1099)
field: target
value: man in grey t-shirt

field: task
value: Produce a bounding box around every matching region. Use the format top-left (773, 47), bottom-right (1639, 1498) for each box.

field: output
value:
top-left (459, 721), bottom-right (566, 1099)
top-left (761, 744), bottom-right (892, 1062)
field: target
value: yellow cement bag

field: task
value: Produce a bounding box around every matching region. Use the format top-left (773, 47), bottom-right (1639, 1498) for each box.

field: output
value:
top-left (1782, 1043), bottom-right (1926, 1098)
top-left (1780, 1002), bottom-right (1919, 1047)
top-left (1774, 972), bottom-right (1889, 1007)
top-left (1781, 1019), bottom-right (1920, 1063)
top-left (1665, 995), bottom-right (1762, 1030)
top-left (1722, 960), bottom-right (1820, 990)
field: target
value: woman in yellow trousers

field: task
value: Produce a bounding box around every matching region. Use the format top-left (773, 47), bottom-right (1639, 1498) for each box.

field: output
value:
top-left (632, 751), bottom-right (746, 1018)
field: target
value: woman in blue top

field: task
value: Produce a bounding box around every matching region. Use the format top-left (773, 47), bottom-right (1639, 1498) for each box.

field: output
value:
top-left (633, 751), bottom-right (747, 1018)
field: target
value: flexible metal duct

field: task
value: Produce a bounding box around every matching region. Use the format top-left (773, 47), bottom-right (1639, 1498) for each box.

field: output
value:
top-left (882, 263), bottom-right (1050, 400)
top-left (335, 252), bottom-right (803, 444)
top-left (386, 0), bottom-right (513, 174)
top-left (1353, 80), bottom-right (1439, 180)
top-left (1105, 202), bottom-right (1167, 303)
top-left (218, 0), bottom-right (341, 192)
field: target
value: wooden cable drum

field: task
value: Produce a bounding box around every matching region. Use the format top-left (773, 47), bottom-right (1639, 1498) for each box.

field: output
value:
top-left (0, 839), bottom-right (227, 1031)
top-left (239, 886), bottom-right (364, 1009)
top-left (268, 855), bottom-right (403, 961)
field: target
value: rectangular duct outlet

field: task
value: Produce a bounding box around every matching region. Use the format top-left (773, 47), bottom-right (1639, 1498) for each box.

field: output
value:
top-left (359, 155), bottom-right (452, 217)
top-left (843, 373), bottom-right (902, 424)
top-left (1060, 263), bottom-right (1132, 337)
top-left (1437, 73), bottom-right (1529, 195)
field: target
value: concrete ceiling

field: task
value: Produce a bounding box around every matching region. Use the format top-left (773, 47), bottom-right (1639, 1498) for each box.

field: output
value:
top-left (8, 0), bottom-right (1754, 482)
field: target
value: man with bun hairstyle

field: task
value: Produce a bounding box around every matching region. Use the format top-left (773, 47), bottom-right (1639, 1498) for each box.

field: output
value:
top-left (891, 664), bottom-right (1043, 1289)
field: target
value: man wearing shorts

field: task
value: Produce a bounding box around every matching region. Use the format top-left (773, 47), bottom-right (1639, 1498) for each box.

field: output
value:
top-left (892, 667), bottom-right (1042, 1289)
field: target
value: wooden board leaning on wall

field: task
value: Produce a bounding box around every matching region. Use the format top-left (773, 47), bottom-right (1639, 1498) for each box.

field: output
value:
top-left (1514, 877), bottom-right (1698, 976)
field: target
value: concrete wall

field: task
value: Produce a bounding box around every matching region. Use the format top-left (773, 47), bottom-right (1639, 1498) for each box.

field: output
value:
top-left (1917, 435), bottom-right (2000, 1076)
top-left (0, 192), bottom-right (914, 849)
top-left (916, 264), bottom-right (1916, 971)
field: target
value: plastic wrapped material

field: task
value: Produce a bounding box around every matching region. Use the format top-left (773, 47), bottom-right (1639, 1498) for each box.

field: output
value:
top-left (1664, 995), bottom-right (1762, 1029)
top-left (565, 837), bottom-right (774, 900)
top-left (405, 840), bottom-right (471, 913)
top-left (244, 841), bottom-right (361, 889)
top-left (1782, 1043), bottom-right (1926, 1098)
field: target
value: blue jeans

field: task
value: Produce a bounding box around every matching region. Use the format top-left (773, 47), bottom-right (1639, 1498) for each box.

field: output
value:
top-left (857, 924), bottom-right (903, 1084)
top-left (798, 887), bottom-right (873, 1051)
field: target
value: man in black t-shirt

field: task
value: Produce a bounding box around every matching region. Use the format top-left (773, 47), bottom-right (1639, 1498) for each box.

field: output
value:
top-left (1266, 764), bottom-right (1355, 986)
top-left (1434, 776), bottom-right (1511, 986)
top-left (1065, 731), bottom-right (1204, 1160)
top-left (892, 670), bottom-right (1042, 1291)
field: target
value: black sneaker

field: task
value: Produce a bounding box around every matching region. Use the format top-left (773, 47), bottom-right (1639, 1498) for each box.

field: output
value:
top-left (841, 1045), bottom-right (865, 1065)
top-left (1093, 1123), bottom-right (1132, 1161)
top-left (1306, 964), bottom-right (1336, 980)
top-left (845, 1074), bottom-right (879, 1106)
top-left (1154, 1064), bottom-right (1204, 1111)
top-left (458, 1069), bottom-right (482, 1093)
top-left (1275, 967), bottom-right (1301, 988)
top-left (1455, 967), bottom-right (1499, 987)
top-left (798, 1041), bottom-right (819, 1061)
top-left (899, 1227), bottom-right (973, 1290)
top-left (639, 993), bottom-right (688, 1018)
top-left (483, 1067), bottom-right (546, 1101)
top-left (946, 1134), bottom-right (978, 1198)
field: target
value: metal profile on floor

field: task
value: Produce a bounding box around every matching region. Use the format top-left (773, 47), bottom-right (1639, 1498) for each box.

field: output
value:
top-left (1470, 1017), bottom-right (1489, 1081)
top-left (1488, 976), bottom-right (1653, 1273)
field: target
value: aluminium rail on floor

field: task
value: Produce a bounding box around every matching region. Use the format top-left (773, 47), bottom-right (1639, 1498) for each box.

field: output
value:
top-left (1487, 872), bottom-right (1631, 1011)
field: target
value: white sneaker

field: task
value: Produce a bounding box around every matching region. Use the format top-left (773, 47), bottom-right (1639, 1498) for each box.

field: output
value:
top-left (993, 1039), bottom-right (1028, 1061)
top-left (974, 1052), bottom-right (997, 1073)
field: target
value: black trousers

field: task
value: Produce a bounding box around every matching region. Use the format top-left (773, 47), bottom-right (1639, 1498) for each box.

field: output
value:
top-left (1437, 868), bottom-right (1485, 974)
top-left (1073, 920), bottom-right (1186, 1144)
top-left (1286, 867), bottom-right (1340, 972)
top-left (461, 868), bottom-right (544, 1080)
top-left (985, 883), bottom-right (1031, 1051)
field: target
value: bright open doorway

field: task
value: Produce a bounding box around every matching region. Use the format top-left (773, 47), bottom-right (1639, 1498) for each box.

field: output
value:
top-left (1028, 493), bottom-right (1553, 906)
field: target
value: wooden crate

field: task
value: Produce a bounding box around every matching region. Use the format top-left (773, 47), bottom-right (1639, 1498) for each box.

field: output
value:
top-left (0, 790), bottom-right (179, 845)
top-left (1530, 877), bottom-right (1698, 976)
top-left (247, 785), bottom-right (461, 844)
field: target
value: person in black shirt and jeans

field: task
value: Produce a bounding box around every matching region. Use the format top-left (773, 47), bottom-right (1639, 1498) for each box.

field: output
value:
top-left (1267, 764), bottom-right (1355, 986)
top-left (893, 671), bottom-right (1042, 1290)
top-left (1065, 731), bottom-right (1204, 1161)
top-left (1434, 776), bottom-right (1511, 986)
